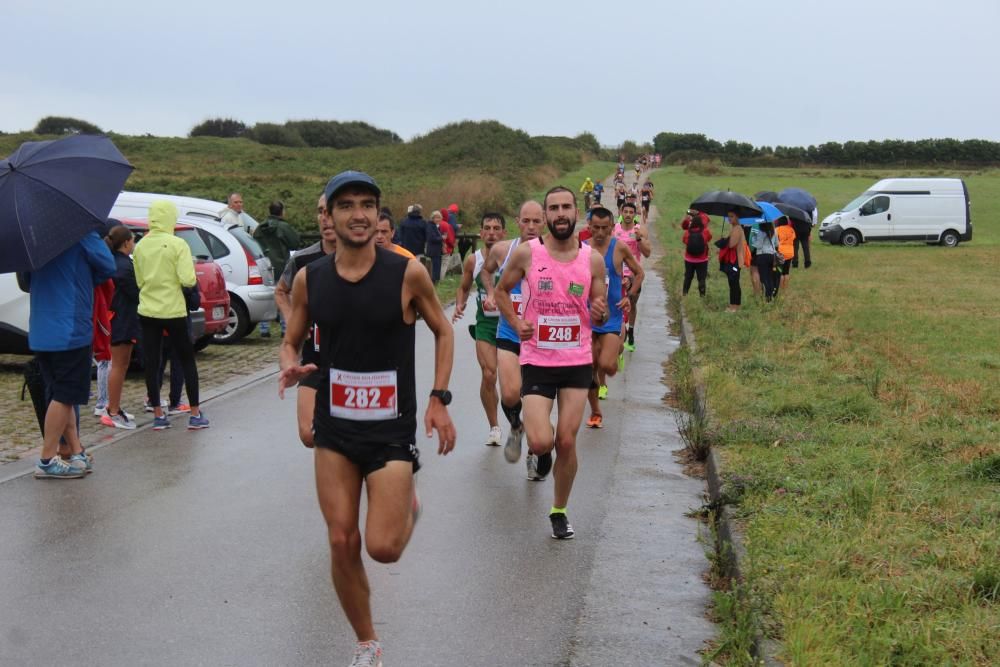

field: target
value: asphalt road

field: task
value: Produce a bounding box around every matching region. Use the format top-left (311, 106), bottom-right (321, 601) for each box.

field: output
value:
top-left (0, 185), bottom-right (714, 666)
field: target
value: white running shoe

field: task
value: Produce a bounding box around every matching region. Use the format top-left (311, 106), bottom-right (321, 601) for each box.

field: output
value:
top-left (349, 640), bottom-right (383, 667)
top-left (486, 425), bottom-right (503, 447)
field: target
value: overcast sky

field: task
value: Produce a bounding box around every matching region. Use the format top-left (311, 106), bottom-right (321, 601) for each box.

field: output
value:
top-left (3, 0), bottom-right (998, 148)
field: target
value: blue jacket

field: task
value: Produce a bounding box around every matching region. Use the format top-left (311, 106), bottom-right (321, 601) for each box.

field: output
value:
top-left (398, 213), bottom-right (428, 256)
top-left (26, 231), bottom-right (116, 351)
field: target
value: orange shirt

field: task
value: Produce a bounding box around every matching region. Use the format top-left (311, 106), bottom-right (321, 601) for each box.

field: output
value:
top-left (776, 225), bottom-right (796, 259)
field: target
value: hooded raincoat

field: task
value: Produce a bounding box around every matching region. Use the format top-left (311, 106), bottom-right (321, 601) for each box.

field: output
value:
top-left (133, 201), bottom-right (197, 319)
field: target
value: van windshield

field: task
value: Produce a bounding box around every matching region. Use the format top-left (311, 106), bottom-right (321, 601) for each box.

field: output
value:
top-left (839, 192), bottom-right (876, 212)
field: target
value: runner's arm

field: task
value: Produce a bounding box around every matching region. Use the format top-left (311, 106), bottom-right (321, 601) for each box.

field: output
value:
top-left (278, 270), bottom-right (316, 398)
top-left (479, 241), bottom-right (504, 310)
top-left (275, 273), bottom-right (293, 322)
top-left (588, 250), bottom-right (609, 325)
top-left (452, 253), bottom-right (476, 323)
top-left (406, 260), bottom-right (457, 455)
top-left (634, 225), bottom-right (652, 258)
top-left (494, 243), bottom-right (533, 340)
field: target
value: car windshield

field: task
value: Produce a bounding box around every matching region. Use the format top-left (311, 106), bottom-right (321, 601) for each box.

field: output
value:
top-left (839, 192), bottom-right (875, 212)
top-left (176, 229), bottom-right (213, 260)
top-left (228, 226), bottom-right (265, 259)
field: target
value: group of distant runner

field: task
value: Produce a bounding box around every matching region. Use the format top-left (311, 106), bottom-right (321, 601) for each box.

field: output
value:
top-left (275, 165), bottom-right (652, 667)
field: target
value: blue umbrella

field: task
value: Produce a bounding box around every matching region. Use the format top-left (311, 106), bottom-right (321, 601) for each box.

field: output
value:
top-left (778, 187), bottom-right (817, 214)
top-left (0, 135), bottom-right (133, 272)
top-left (738, 200), bottom-right (783, 226)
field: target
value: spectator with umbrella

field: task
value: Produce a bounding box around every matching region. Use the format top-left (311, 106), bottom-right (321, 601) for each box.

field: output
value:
top-left (689, 191), bottom-right (760, 313)
top-left (1, 135), bottom-right (129, 478)
top-left (778, 187), bottom-right (818, 268)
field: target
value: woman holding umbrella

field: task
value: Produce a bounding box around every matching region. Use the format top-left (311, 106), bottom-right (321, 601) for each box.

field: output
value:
top-left (718, 212), bottom-right (747, 312)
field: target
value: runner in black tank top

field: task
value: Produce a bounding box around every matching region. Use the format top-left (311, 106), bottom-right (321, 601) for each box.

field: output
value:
top-left (278, 171), bottom-right (456, 667)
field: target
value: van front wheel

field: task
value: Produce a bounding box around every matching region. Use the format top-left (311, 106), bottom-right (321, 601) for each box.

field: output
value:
top-left (939, 230), bottom-right (960, 247)
top-left (841, 230), bottom-right (861, 247)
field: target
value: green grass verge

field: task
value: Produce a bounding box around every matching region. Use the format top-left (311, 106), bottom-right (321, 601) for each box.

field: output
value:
top-left (650, 165), bottom-right (1000, 665)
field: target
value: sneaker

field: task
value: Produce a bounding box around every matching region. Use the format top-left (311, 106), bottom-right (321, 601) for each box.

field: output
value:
top-left (535, 451), bottom-right (553, 478)
top-left (188, 413), bottom-right (210, 430)
top-left (168, 403), bottom-right (191, 415)
top-left (34, 456), bottom-right (87, 479)
top-left (486, 425), bottom-right (502, 447)
top-left (526, 453), bottom-right (545, 481)
top-left (144, 398), bottom-right (168, 413)
top-left (67, 452), bottom-right (93, 474)
top-left (101, 409), bottom-right (136, 430)
top-left (597, 385), bottom-right (609, 400)
top-left (617, 353), bottom-right (625, 372)
top-left (586, 414), bottom-right (603, 429)
top-left (93, 404), bottom-right (107, 417)
top-left (623, 340), bottom-right (636, 352)
top-left (349, 640), bottom-right (383, 667)
top-left (503, 425), bottom-right (523, 463)
top-left (550, 512), bottom-right (575, 539)
top-left (152, 416), bottom-right (171, 430)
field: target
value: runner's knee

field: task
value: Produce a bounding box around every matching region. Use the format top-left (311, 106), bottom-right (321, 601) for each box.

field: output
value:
top-left (482, 367), bottom-right (497, 386)
top-left (366, 533), bottom-right (406, 564)
top-left (327, 525), bottom-right (362, 557)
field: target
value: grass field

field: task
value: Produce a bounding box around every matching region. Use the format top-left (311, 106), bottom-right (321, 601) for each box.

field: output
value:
top-left (648, 166), bottom-right (1000, 665)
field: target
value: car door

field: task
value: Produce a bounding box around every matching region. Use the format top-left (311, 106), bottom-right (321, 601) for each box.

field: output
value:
top-left (858, 195), bottom-right (891, 240)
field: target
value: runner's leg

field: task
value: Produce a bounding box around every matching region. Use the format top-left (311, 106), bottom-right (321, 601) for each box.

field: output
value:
top-left (497, 348), bottom-right (522, 428)
top-left (364, 460), bottom-right (417, 563)
top-left (297, 386), bottom-right (315, 447)
top-left (522, 395), bottom-right (555, 457)
top-left (475, 340), bottom-right (499, 429)
top-left (315, 448), bottom-right (372, 641)
top-left (553, 388), bottom-right (587, 509)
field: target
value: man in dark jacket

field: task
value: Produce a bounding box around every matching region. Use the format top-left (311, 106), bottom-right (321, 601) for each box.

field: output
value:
top-left (398, 204), bottom-right (428, 257)
top-left (253, 201), bottom-right (301, 337)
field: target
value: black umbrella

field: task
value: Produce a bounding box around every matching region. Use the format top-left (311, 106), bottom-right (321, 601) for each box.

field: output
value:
top-left (754, 190), bottom-right (781, 203)
top-left (772, 202), bottom-right (811, 225)
top-left (0, 135), bottom-right (133, 272)
top-left (689, 190), bottom-right (762, 219)
top-left (778, 187), bottom-right (817, 213)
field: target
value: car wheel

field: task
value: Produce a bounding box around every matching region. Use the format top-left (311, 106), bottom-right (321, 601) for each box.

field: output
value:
top-left (213, 299), bottom-right (250, 344)
top-left (193, 335), bottom-right (213, 352)
top-left (939, 230), bottom-right (960, 247)
top-left (841, 230), bottom-right (861, 247)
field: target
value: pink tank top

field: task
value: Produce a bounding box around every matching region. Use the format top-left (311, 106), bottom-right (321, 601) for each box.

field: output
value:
top-left (614, 222), bottom-right (642, 277)
top-left (520, 239), bottom-right (594, 368)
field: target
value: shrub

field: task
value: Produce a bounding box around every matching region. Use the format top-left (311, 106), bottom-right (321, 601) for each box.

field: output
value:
top-left (33, 116), bottom-right (102, 135)
top-left (285, 120), bottom-right (401, 148)
top-left (246, 123), bottom-right (307, 148)
top-left (684, 160), bottom-right (724, 176)
top-left (189, 118), bottom-right (248, 138)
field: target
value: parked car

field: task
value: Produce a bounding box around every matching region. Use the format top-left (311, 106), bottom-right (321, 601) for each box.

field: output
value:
top-left (0, 273), bottom-right (31, 354)
top-left (110, 194), bottom-right (276, 344)
top-left (819, 178), bottom-right (972, 247)
top-left (121, 219), bottom-right (230, 350)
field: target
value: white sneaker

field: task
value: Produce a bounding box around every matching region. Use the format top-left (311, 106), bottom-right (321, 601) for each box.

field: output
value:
top-left (93, 405), bottom-right (107, 417)
top-left (486, 425), bottom-right (502, 447)
top-left (144, 399), bottom-right (168, 413)
top-left (349, 640), bottom-right (383, 667)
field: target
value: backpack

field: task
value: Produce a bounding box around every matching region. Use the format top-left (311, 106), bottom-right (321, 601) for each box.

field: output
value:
top-left (686, 223), bottom-right (706, 256)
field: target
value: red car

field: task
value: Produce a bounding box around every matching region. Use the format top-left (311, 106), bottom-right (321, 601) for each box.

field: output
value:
top-left (122, 219), bottom-right (231, 350)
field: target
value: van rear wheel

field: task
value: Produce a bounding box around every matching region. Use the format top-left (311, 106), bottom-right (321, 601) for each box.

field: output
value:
top-left (939, 230), bottom-right (960, 247)
top-left (841, 230), bottom-right (861, 247)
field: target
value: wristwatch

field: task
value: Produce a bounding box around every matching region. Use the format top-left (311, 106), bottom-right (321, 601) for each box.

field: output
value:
top-left (429, 389), bottom-right (452, 405)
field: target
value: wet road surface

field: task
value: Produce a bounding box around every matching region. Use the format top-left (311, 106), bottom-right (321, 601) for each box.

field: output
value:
top-left (0, 203), bottom-right (713, 666)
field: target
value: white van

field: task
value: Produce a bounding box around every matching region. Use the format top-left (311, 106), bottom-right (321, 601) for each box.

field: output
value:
top-left (818, 178), bottom-right (971, 247)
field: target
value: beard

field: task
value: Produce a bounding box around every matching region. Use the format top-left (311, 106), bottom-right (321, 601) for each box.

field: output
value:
top-left (335, 226), bottom-right (375, 249)
top-left (547, 218), bottom-right (576, 241)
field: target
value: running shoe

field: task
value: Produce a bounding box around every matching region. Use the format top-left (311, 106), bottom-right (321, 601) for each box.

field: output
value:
top-left (67, 452), bottom-right (93, 474)
top-left (526, 453), bottom-right (545, 481)
top-left (623, 340), bottom-right (636, 352)
top-left (349, 640), bottom-right (383, 667)
top-left (503, 425), bottom-right (523, 463)
top-left (535, 451), bottom-right (553, 478)
top-left (550, 512), bottom-right (575, 539)
top-left (168, 403), bottom-right (191, 415)
top-left (617, 352), bottom-right (625, 372)
top-left (144, 398), bottom-right (168, 413)
top-left (152, 416), bottom-right (171, 430)
top-left (597, 385), bottom-right (609, 400)
top-left (101, 409), bottom-right (136, 430)
top-left (34, 456), bottom-right (87, 479)
top-left (188, 413), bottom-right (210, 430)
top-left (93, 404), bottom-right (107, 417)
top-left (586, 414), bottom-right (603, 429)
top-left (486, 425), bottom-right (503, 447)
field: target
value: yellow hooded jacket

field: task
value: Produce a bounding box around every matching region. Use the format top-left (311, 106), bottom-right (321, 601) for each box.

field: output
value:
top-left (133, 200), bottom-right (197, 319)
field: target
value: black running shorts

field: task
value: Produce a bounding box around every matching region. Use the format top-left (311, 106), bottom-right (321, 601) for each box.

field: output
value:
top-left (313, 433), bottom-right (421, 477)
top-left (521, 363), bottom-right (593, 400)
top-left (496, 337), bottom-right (521, 355)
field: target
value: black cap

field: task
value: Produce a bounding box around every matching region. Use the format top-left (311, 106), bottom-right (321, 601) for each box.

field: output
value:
top-left (324, 170), bottom-right (381, 202)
